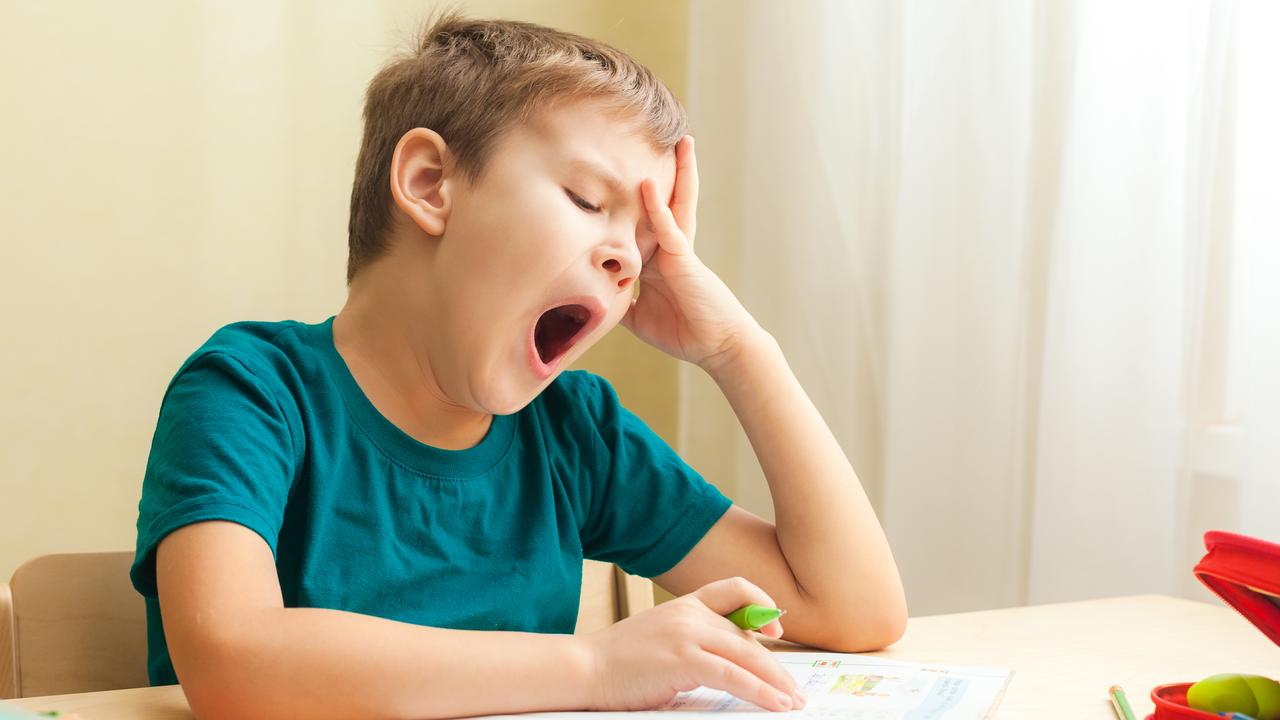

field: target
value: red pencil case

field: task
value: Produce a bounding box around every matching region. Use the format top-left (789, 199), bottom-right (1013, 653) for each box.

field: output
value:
top-left (1149, 530), bottom-right (1280, 719)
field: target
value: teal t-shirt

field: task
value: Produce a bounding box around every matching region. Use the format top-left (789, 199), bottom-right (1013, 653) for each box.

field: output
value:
top-left (130, 318), bottom-right (731, 686)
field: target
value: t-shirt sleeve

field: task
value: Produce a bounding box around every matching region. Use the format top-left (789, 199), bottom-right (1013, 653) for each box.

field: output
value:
top-left (573, 372), bottom-right (732, 578)
top-left (130, 350), bottom-right (300, 598)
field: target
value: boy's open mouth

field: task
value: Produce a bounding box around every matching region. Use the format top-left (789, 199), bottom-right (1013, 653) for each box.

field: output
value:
top-left (534, 304), bottom-right (591, 364)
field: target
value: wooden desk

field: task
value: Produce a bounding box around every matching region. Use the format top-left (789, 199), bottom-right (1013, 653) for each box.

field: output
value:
top-left (10, 595), bottom-right (1276, 719)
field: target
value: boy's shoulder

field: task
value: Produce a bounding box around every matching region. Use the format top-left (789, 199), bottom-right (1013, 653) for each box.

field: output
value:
top-left (539, 368), bottom-right (618, 418)
top-left (172, 319), bottom-right (314, 387)
top-left (199, 319), bottom-right (309, 355)
top-left (534, 369), bottom-right (651, 448)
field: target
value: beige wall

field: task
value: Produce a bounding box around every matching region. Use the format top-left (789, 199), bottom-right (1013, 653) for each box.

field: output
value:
top-left (0, 0), bottom-right (690, 580)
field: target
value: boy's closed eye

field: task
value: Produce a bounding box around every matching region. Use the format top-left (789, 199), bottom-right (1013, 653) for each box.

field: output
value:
top-left (565, 185), bottom-right (658, 265)
top-left (565, 188), bottom-right (600, 213)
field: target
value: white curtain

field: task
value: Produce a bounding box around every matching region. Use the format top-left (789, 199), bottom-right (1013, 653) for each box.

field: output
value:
top-left (683, 0), bottom-right (1279, 615)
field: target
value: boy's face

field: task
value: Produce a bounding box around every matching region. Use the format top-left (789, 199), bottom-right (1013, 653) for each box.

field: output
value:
top-left (425, 98), bottom-right (677, 415)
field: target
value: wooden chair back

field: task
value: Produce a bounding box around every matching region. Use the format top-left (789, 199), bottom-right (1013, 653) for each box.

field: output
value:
top-left (575, 559), bottom-right (655, 633)
top-left (0, 551), bottom-right (146, 698)
top-left (0, 552), bottom-right (652, 698)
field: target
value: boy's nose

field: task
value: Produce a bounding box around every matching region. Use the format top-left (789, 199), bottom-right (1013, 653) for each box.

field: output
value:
top-left (601, 258), bottom-right (634, 290)
top-left (598, 245), bottom-right (640, 291)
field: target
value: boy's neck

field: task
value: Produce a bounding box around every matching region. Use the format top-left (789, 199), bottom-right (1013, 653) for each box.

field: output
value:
top-left (333, 263), bottom-right (493, 452)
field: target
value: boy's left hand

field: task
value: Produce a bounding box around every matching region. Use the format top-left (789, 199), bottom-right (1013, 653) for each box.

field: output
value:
top-left (623, 136), bottom-right (762, 372)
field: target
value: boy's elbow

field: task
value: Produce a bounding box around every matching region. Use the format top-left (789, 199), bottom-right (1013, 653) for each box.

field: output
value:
top-left (184, 679), bottom-right (261, 720)
top-left (182, 661), bottom-right (296, 720)
top-left (178, 656), bottom-right (257, 720)
top-left (864, 603), bottom-right (909, 650)
top-left (829, 617), bottom-right (906, 653)
top-left (172, 625), bottom-right (277, 720)
top-left (814, 596), bottom-right (908, 653)
top-left (828, 618), bottom-right (906, 653)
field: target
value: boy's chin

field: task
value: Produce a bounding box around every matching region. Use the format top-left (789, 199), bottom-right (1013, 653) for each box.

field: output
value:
top-left (471, 379), bottom-right (546, 416)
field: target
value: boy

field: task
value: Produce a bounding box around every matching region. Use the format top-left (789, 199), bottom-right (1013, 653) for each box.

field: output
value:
top-left (131, 12), bottom-right (906, 719)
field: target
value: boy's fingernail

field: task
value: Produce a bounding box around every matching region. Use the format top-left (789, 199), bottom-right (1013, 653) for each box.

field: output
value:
top-left (793, 691), bottom-right (806, 708)
top-left (775, 693), bottom-right (792, 710)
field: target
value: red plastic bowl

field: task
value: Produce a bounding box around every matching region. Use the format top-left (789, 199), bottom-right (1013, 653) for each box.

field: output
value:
top-left (1150, 683), bottom-right (1229, 719)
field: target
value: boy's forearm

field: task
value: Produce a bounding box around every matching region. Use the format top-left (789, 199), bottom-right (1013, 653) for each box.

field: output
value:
top-left (704, 328), bottom-right (906, 642)
top-left (185, 605), bottom-right (594, 720)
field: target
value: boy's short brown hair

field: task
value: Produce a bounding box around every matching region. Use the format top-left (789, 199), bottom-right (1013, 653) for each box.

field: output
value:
top-left (346, 11), bottom-right (689, 282)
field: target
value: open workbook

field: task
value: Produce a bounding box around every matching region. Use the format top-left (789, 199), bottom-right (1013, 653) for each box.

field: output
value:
top-left (484, 651), bottom-right (1013, 720)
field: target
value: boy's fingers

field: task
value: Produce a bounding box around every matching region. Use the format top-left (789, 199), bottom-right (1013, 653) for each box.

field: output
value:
top-left (670, 135), bottom-right (699, 243)
top-left (698, 626), bottom-right (800, 701)
top-left (642, 178), bottom-right (692, 256)
top-left (690, 576), bottom-right (779, 617)
top-left (693, 654), bottom-right (794, 712)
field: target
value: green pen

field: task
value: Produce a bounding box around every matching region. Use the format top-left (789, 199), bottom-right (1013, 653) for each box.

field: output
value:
top-left (1108, 685), bottom-right (1137, 720)
top-left (726, 604), bottom-right (785, 631)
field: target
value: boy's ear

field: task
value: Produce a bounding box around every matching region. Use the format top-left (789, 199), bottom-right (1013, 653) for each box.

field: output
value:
top-left (389, 127), bottom-right (453, 237)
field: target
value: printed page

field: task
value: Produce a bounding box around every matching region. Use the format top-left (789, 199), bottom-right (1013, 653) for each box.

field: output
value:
top-left (483, 652), bottom-right (1012, 720)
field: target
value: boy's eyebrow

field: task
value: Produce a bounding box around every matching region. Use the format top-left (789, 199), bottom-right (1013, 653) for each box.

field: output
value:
top-left (567, 158), bottom-right (629, 198)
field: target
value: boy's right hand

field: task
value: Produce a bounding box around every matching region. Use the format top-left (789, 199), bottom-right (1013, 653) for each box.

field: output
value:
top-left (580, 576), bottom-right (806, 712)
